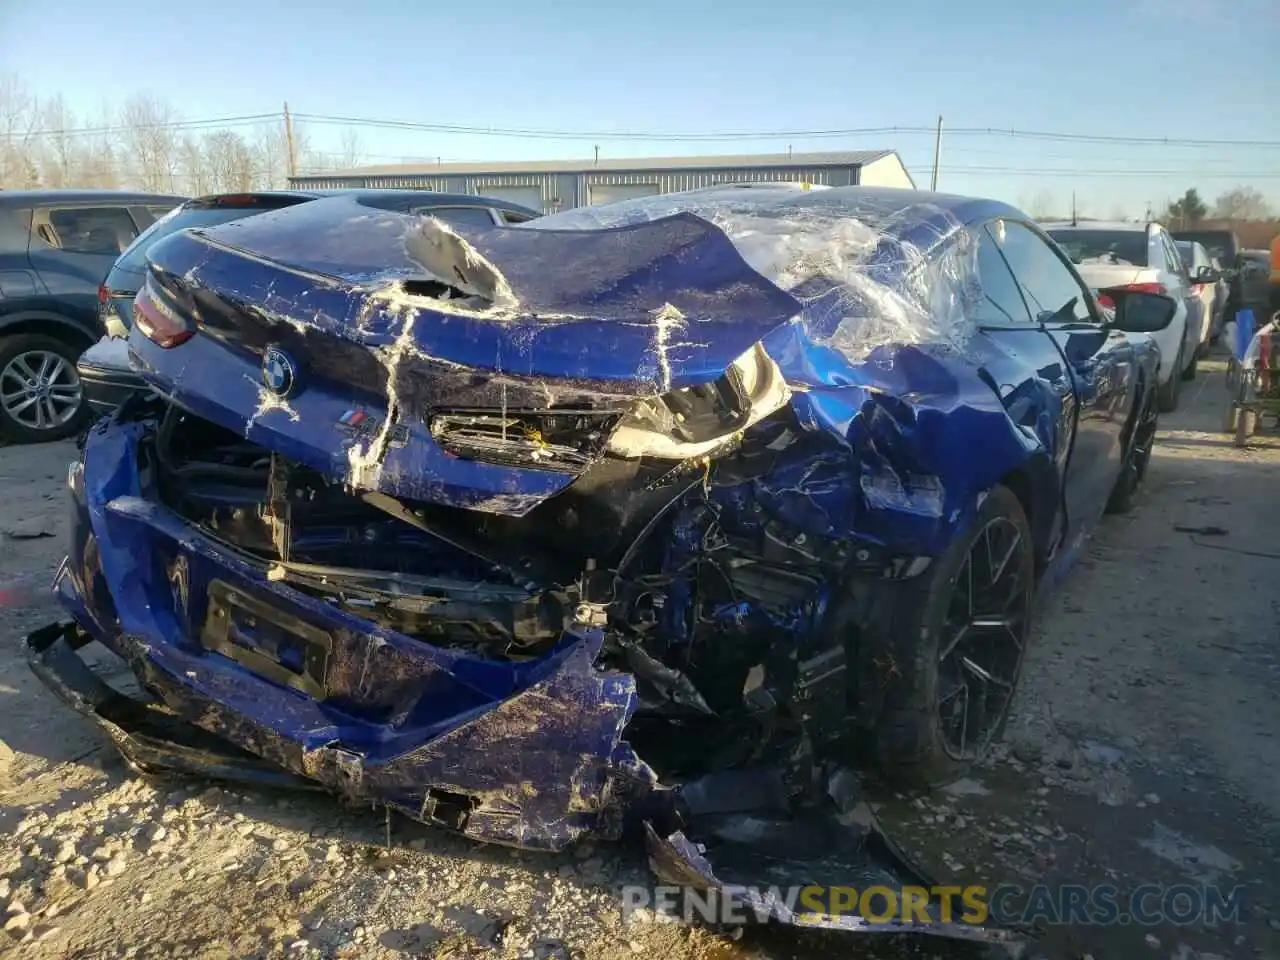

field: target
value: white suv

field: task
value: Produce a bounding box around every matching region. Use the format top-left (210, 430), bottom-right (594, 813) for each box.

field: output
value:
top-left (1045, 221), bottom-right (1200, 411)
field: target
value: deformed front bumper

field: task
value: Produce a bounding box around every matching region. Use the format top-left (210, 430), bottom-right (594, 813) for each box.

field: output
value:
top-left (24, 614), bottom-right (1023, 948)
top-left (34, 413), bottom-right (1025, 947)
top-left (25, 618), bottom-right (315, 789)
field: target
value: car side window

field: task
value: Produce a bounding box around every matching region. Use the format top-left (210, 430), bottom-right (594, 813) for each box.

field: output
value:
top-left (970, 225), bottom-right (1033, 325)
top-left (1157, 233), bottom-right (1184, 279)
top-left (988, 220), bottom-right (1094, 325)
top-left (500, 210), bottom-right (536, 224)
top-left (417, 206), bottom-right (496, 228)
top-left (43, 206), bottom-right (138, 255)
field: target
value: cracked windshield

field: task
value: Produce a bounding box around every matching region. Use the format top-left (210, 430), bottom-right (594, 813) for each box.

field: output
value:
top-left (0, 1), bottom-right (1278, 958)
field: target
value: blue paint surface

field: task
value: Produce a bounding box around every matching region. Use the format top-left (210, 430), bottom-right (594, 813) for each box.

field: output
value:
top-left (57, 186), bottom-right (1161, 851)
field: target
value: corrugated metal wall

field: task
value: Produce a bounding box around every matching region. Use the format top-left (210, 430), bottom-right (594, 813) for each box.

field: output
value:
top-left (292, 164), bottom-right (862, 213)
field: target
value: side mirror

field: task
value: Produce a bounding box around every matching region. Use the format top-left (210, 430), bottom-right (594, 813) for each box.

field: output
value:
top-left (1099, 288), bottom-right (1178, 333)
top-left (1193, 265), bottom-right (1219, 284)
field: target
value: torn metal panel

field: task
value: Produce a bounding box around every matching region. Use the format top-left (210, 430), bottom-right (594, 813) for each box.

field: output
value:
top-left (644, 813), bottom-right (1023, 944)
top-left (524, 183), bottom-right (983, 363)
top-left (33, 184), bottom-right (1167, 952)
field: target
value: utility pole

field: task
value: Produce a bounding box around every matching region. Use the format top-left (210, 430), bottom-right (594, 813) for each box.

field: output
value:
top-left (593, 145), bottom-right (600, 167)
top-left (930, 115), bottom-right (943, 191)
top-left (1071, 191), bottom-right (1078, 227)
top-left (283, 102), bottom-right (297, 182)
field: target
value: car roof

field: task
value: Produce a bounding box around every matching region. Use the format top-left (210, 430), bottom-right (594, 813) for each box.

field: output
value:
top-left (0, 188), bottom-right (187, 206)
top-left (177, 188), bottom-right (540, 217)
top-left (1040, 220), bottom-right (1148, 232)
top-left (1174, 227), bottom-right (1235, 238)
top-left (531, 184), bottom-right (1029, 253)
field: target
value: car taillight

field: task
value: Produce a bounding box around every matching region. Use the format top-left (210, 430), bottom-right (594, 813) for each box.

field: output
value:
top-left (1096, 281), bottom-right (1169, 311)
top-left (133, 283), bottom-right (194, 349)
top-left (1116, 282), bottom-right (1168, 296)
top-left (1192, 284), bottom-right (1205, 295)
top-left (97, 283), bottom-right (109, 304)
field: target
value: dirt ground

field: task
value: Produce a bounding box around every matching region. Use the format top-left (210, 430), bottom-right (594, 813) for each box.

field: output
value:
top-left (1, 353), bottom-right (1278, 960)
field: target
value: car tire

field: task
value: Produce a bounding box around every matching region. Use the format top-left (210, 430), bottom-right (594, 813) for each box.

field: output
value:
top-left (847, 484), bottom-right (1034, 787)
top-left (1106, 385), bottom-right (1158, 515)
top-left (1158, 346), bottom-right (1183, 412)
top-left (1181, 350), bottom-right (1199, 381)
top-left (0, 334), bottom-right (92, 444)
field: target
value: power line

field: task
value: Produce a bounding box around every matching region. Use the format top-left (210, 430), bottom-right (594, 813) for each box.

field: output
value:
top-left (293, 113), bottom-right (1280, 148)
top-left (923, 165), bottom-right (1280, 178)
top-left (4, 113), bottom-right (281, 141)
top-left (10, 108), bottom-right (1280, 149)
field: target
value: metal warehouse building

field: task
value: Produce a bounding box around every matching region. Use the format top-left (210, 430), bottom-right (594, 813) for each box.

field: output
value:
top-left (288, 150), bottom-right (914, 214)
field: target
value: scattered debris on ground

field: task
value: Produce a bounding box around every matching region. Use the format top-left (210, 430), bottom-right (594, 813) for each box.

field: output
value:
top-left (2, 359), bottom-right (1278, 959)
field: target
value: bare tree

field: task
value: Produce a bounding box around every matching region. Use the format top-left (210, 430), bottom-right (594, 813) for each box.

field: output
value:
top-left (251, 121), bottom-right (288, 189)
top-left (252, 117), bottom-right (312, 188)
top-left (203, 130), bottom-right (256, 192)
top-left (0, 74), bottom-right (41, 188)
top-left (119, 94), bottom-right (182, 193)
top-left (179, 136), bottom-right (210, 196)
top-left (338, 128), bottom-right (365, 170)
top-left (1211, 186), bottom-right (1272, 221)
top-left (81, 101), bottom-right (122, 188)
top-left (1108, 205), bottom-right (1129, 222)
top-left (1018, 189), bottom-right (1055, 220)
top-left (38, 93), bottom-right (81, 188)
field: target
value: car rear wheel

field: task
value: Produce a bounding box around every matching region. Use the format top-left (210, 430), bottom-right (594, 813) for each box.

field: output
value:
top-left (849, 485), bottom-right (1034, 787)
top-left (0, 334), bottom-right (91, 443)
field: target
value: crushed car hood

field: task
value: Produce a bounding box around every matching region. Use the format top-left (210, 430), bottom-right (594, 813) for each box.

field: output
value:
top-left (143, 194), bottom-right (804, 392)
top-left (128, 197), bottom-right (806, 515)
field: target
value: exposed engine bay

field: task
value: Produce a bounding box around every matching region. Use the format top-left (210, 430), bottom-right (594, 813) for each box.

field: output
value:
top-left (148, 395), bottom-right (860, 784)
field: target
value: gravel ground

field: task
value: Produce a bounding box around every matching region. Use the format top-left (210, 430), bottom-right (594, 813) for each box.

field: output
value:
top-left (1, 353), bottom-right (1278, 960)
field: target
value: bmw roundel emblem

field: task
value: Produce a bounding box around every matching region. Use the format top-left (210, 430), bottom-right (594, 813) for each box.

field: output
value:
top-left (262, 346), bottom-right (298, 398)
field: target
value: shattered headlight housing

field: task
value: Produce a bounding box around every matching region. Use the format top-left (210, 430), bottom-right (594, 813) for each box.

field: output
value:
top-left (428, 408), bottom-right (622, 472)
top-left (427, 343), bottom-right (790, 470)
top-left (607, 343), bottom-right (790, 459)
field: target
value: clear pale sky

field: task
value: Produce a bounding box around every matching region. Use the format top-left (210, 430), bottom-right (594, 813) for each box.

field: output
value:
top-left (3, 0), bottom-right (1279, 217)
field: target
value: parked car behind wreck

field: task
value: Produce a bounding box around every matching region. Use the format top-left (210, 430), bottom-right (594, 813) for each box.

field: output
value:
top-left (29, 183), bottom-right (1179, 942)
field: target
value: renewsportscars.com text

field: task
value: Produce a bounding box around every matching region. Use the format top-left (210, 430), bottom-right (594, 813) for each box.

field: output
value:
top-left (620, 883), bottom-right (1247, 927)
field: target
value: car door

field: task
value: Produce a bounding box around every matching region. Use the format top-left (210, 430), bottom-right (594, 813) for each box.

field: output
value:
top-left (989, 218), bottom-right (1138, 531)
top-left (1156, 229), bottom-right (1198, 359)
top-left (967, 220), bottom-right (1076, 554)
top-left (28, 203), bottom-right (143, 334)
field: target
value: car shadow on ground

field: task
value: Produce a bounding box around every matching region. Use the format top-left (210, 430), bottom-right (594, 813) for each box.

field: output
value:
top-left (864, 355), bottom-right (1280, 959)
top-left (5, 368), bottom-right (1279, 959)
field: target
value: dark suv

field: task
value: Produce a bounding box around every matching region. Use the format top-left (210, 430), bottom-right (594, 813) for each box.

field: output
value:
top-left (0, 189), bottom-right (185, 442)
top-left (79, 189), bottom-right (540, 419)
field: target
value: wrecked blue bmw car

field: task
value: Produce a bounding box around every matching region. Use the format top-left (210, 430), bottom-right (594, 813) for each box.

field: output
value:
top-left (30, 183), bottom-right (1176, 942)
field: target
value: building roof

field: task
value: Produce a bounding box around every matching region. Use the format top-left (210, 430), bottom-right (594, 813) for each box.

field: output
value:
top-left (299, 150), bottom-right (898, 180)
